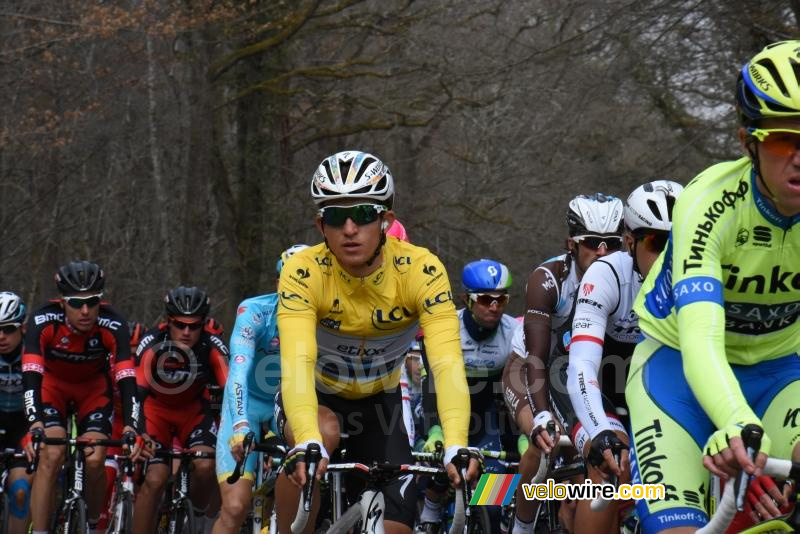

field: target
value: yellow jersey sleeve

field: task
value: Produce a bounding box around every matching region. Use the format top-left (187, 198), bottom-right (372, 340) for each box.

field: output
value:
top-left (411, 254), bottom-right (470, 448)
top-left (277, 252), bottom-right (322, 444)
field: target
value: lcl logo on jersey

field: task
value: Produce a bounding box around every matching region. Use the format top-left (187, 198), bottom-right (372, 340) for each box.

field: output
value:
top-left (371, 306), bottom-right (413, 330)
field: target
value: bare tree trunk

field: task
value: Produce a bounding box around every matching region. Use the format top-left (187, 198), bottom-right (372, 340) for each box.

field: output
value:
top-left (146, 33), bottom-right (171, 270)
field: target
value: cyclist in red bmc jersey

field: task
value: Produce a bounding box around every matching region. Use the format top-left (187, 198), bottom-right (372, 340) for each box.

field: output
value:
top-left (21, 260), bottom-right (145, 534)
top-left (133, 286), bottom-right (229, 534)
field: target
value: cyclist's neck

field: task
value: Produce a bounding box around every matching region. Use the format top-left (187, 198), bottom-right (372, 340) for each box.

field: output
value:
top-left (336, 251), bottom-right (385, 279)
top-left (462, 309), bottom-right (497, 341)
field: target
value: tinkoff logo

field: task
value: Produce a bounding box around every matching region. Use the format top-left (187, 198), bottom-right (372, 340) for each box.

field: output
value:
top-left (468, 474), bottom-right (521, 506)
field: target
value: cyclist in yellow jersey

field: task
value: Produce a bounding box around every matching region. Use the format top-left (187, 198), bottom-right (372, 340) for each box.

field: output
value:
top-left (274, 150), bottom-right (477, 534)
top-left (625, 41), bottom-right (800, 533)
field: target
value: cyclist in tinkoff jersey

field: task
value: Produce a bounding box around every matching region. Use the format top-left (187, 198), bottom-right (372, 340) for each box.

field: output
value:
top-left (212, 243), bottom-right (308, 534)
top-left (418, 259), bottom-right (517, 530)
top-left (625, 41), bottom-right (800, 533)
top-left (502, 194), bottom-right (623, 534)
top-left (0, 292), bottom-right (32, 534)
top-left (565, 180), bottom-right (682, 534)
top-left (275, 150), bottom-right (476, 534)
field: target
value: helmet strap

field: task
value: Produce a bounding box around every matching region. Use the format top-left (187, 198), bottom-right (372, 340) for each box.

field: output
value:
top-left (748, 141), bottom-right (778, 201)
top-left (630, 239), bottom-right (642, 275)
top-left (364, 228), bottom-right (386, 267)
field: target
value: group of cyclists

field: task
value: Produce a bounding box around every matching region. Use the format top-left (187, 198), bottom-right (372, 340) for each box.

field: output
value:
top-left (0, 40), bottom-right (798, 534)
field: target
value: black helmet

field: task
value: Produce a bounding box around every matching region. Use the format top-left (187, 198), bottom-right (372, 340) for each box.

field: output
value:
top-left (55, 261), bottom-right (105, 295)
top-left (164, 286), bottom-right (210, 317)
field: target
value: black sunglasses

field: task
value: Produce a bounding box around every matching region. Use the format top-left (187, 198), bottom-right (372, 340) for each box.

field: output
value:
top-left (318, 204), bottom-right (386, 227)
top-left (0, 323), bottom-right (21, 335)
top-left (573, 235), bottom-right (623, 251)
top-left (64, 295), bottom-right (102, 309)
top-left (170, 319), bottom-right (203, 331)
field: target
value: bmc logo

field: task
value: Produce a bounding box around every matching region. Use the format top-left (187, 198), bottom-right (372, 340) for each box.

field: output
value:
top-left (97, 317), bottom-right (122, 331)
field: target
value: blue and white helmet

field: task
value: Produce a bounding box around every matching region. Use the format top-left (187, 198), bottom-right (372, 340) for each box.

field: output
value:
top-left (0, 291), bottom-right (26, 324)
top-left (276, 244), bottom-right (310, 276)
top-left (462, 259), bottom-right (512, 292)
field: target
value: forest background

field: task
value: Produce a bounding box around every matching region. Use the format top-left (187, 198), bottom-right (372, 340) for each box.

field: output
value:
top-left (1, 0), bottom-right (796, 324)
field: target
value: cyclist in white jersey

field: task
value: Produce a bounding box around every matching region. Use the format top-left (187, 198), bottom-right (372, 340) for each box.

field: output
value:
top-left (502, 194), bottom-right (624, 534)
top-left (566, 180), bottom-right (683, 534)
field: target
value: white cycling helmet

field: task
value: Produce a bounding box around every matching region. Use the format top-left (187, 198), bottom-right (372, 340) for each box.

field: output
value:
top-left (566, 193), bottom-right (624, 236)
top-left (624, 180), bottom-right (684, 233)
top-left (0, 291), bottom-right (26, 324)
top-left (310, 151), bottom-right (394, 207)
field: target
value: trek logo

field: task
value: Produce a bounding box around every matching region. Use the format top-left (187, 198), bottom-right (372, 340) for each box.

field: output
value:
top-left (723, 265), bottom-right (800, 294)
top-left (97, 317), bottom-right (122, 331)
top-left (752, 225), bottom-right (771, 246)
top-left (577, 298), bottom-right (603, 310)
top-left (582, 283), bottom-right (594, 296)
top-left (34, 311), bottom-right (64, 325)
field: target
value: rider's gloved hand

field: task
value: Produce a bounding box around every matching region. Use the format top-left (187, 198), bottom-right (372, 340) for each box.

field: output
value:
top-left (743, 475), bottom-right (790, 523)
top-left (587, 430), bottom-right (628, 478)
top-left (444, 446), bottom-right (482, 488)
top-left (702, 421), bottom-right (769, 479)
top-left (423, 425), bottom-right (444, 453)
top-left (529, 410), bottom-right (558, 454)
top-left (284, 440), bottom-right (329, 488)
top-left (229, 423), bottom-right (252, 463)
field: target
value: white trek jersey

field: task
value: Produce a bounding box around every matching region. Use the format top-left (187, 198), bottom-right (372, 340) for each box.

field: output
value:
top-left (567, 251), bottom-right (642, 439)
top-left (458, 309), bottom-right (517, 378)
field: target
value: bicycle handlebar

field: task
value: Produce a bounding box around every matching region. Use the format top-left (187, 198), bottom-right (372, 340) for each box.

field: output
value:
top-left (697, 458), bottom-right (800, 534)
top-left (291, 443), bottom-right (321, 534)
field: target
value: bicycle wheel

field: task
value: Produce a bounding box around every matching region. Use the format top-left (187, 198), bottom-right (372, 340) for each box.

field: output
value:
top-left (0, 493), bottom-right (8, 534)
top-left (62, 498), bottom-right (88, 534)
top-left (466, 506), bottom-right (492, 534)
top-left (169, 498), bottom-right (196, 534)
top-left (108, 492), bottom-right (134, 534)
